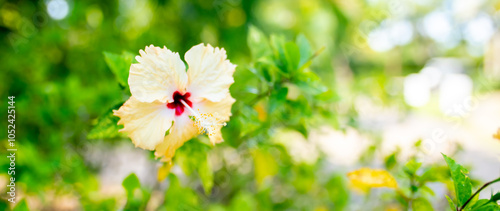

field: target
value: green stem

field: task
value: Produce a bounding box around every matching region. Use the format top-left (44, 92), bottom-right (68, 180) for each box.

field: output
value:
top-left (408, 174), bottom-right (417, 209)
top-left (458, 177), bottom-right (500, 211)
top-left (247, 91), bottom-right (269, 107)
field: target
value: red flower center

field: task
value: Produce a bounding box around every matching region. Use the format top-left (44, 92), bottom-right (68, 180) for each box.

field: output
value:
top-left (166, 91), bottom-right (192, 116)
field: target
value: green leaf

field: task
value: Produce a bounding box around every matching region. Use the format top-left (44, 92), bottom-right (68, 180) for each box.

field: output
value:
top-left (284, 41), bottom-right (300, 71)
top-left (470, 199), bottom-right (491, 209)
top-left (103, 51), bottom-right (135, 89)
top-left (384, 152), bottom-right (398, 170)
top-left (420, 185), bottom-right (436, 196)
top-left (164, 174), bottom-right (200, 210)
top-left (175, 140), bottom-right (208, 175)
top-left (230, 191), bottom-right (257, 211)
top-left (412, 197), bottom-right (434, 211)
top-left (87, 102), bottom-right (124, 139)
top-left (491, 192), bottom-right (500, 203)
top-left (12, 199), bottom-right (29, 211)
top-left (470, 200), bottom-right (500, 211)
top-left (270, 34), bottom-right (286, 56)
top-left (446, 195), bottom-right (456, 211)
top-left (290, 120), bottom-right (308, 138)
top-left (122, 173), bottom-right (150, 211)
top-left (315, 89), bottom-right (337, 103)
top-left (296, 34), bottom-right (312, 68)
top-left (403, 159), bottom-right (422, 176)
top-left (235, 104), bottom-right (262, 138)
top-left (251, 61), bottom-right (277, 83)
top-left (326, 175), bottom-right (349, 210)
top-left (419, 166), bottom-right (449, 183)
top-left (294, 71), bottom-right (327, 96)
top-left (474, 204), bottom-right (500, 211)
top-left (247, 25), bottom-right (271, 59)
top-left (268, 87), bottom-right (288, 112)
top-left (122, 173), bottom-right (141, 198)
top-left (442, 154), bottom-right (472, 207)
top-left (198, 157), bottom-right (214, 194)
top-left (270, 34), bottom-right (288, 74)
top-left (175, 139), bottom-right (214, 194)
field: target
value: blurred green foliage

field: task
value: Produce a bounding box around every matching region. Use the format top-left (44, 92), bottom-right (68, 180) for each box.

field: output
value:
top-left (1, 0), bottom-right (499, 210)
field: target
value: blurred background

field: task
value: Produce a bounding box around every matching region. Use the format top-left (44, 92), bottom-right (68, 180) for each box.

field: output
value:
top-left (1, 0), bottom-right (500, 210)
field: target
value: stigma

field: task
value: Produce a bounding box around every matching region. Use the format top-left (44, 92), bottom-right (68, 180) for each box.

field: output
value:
top-left (166, 91), bottom-right (192, 116)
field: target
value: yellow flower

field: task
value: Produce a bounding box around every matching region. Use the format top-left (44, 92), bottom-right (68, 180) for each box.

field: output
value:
top-left (347, 168), bottom-right (398, 192)
top-left (114, 44), bottom-right (236, 162)
top-left (494, 128), bottom-right (500, 141)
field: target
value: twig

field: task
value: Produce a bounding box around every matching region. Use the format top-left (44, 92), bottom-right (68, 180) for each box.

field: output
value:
top-left (458, 177), bottom-right (500, 211)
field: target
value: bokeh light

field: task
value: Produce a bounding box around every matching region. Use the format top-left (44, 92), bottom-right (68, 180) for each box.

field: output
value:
top-left (46, 0), bottom-right (69, 20)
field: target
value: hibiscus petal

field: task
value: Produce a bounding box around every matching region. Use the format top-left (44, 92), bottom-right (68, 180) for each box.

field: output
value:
top-left (185, 43), bottom-right (236, 103)
top-left (114, 97), bottom-right (175, 150)
top-left (154, 114), bottom-right (198, 162)
top-left (194, 94), bottom-right (236, 144)
top-left (129, 45), bottom-right (188, 103)
top-left (207, 124), bottom-right (224, 145)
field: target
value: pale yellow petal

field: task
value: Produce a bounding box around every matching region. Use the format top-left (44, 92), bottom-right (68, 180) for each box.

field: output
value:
top-left (185, 43), bottom-right (236, 103)
top-left (195, 94), bottom-right (235, 121)
top-left (154, 114), bottom-right (198, 162)
top-left (129, 45), bottom-right (188, 103)
top-left (208, 125), bottom-right (224, 145)
top-left (157, 161), bottom-right (173, 181)
top-left (113, 97), bottom-right (175, 150)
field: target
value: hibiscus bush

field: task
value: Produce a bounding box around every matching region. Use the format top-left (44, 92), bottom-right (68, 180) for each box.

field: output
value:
top-left (88, 27), bottom-right (343, 210)
top-left (2, 0), bottom-right (500, 210)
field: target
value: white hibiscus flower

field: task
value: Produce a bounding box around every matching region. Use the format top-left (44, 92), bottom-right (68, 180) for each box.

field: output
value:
top-left (114, 44), bottom-right (236, 162)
